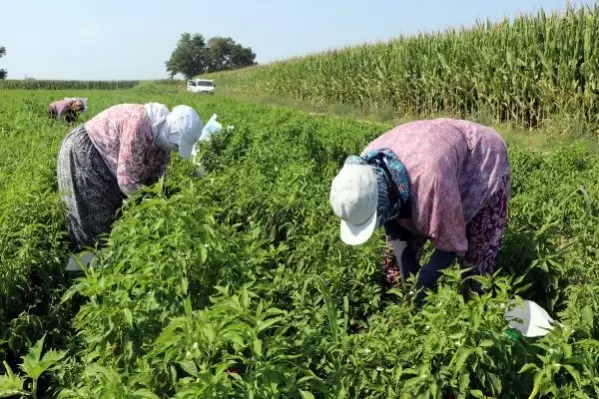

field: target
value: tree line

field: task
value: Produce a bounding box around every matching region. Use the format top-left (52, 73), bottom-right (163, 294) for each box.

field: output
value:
top-left (165, 33), bottom-right (257, 80)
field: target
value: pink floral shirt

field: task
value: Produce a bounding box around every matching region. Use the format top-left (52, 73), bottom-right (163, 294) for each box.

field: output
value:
top-left (85, 104), bottom-right (170, 196)
top-left (364, 118), bottom-right (511, 255)
top-left (49, 99), bottom-right (75, 116)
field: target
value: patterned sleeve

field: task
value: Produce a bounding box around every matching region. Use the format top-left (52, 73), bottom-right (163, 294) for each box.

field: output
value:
top-left (116, 113), bottom-right (155, 196)
top-left (48, 101), bottom-right (59, 115)
top-left (50, 99), bottom-right (75, 116)
top-left (420, 171), bottom-right (468, 255)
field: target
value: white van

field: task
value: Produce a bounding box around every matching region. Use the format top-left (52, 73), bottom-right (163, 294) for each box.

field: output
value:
top-left (187, 79), bottom-right (215, 94)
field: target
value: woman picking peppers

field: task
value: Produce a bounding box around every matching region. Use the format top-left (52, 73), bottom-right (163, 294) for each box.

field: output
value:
top-left (329, 118), bottom-right (511, 306)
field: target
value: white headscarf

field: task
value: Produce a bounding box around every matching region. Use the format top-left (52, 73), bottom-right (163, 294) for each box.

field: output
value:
top-left (144, 103), bottom-right (175, 152)
top-left (167, 105), bottom-right (203, 160)
top-left (144, 103), bottom-right (203, 158)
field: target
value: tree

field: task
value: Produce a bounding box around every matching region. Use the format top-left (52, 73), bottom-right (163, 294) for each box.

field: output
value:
top-left (165, 33), bottom-right (208, 79)
top-left (165, 33), bottom-right (256, 79)
top-left (228, 43), bottom-right (256, 70)
top-left (205, 37), bottom-right (257, 73)
top-left (0, 46), bottom-right (6, 80)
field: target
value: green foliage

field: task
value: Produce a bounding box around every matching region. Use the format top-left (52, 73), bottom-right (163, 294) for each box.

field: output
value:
top-left (205, 37), bottom-right (257, 73)
top-left (166, 33), bottom-right (256, 79)
top-left (207, 4), bottom-right (599, 128)
top-left (2, 89), bottom-right (599, 398)
top-left (151, 79), bottom-right (185, 86)
top-left (0, 335), bottom-right (66, 397)
top-left (0, 92), bottom-right (74, 361)
top-left (166, 33), bottom-right (208, 80)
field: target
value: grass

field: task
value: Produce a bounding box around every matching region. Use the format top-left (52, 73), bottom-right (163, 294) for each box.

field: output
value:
top-left (212, 88), bottom-right (599, 153)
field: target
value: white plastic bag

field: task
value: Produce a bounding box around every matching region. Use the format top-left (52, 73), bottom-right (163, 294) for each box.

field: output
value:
top-left (504, 299), bottom-right (555, 338)
top-left (66, 250), bottom-right (98, 272)
top-left (200, 114), bottom-right (223, 141)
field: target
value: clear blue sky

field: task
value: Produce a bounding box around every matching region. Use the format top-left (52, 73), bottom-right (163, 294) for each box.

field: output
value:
top-left (0, 0), bottom-right (571, 80)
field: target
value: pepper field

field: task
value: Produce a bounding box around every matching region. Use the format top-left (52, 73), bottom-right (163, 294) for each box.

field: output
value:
top-left (0, 84), bottom-right (598, 398)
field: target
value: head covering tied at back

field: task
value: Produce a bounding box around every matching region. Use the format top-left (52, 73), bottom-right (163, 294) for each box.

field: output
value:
top-left (330, 148), bottom-right (411, 245)
top-left (168, 105), bottom-right (203, 159)
top-left (64, 98), bottom-right (88, 112)
top-left (144, 103), bottom-right (203, 159)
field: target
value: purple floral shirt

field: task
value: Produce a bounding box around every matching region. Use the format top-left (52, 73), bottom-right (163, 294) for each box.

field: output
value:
top-left (85, 104), bottom-right (170, 196)
top-left (49, 99), bottom-right (75, 116)
top-left (364, 118), bottom-right (511, 255)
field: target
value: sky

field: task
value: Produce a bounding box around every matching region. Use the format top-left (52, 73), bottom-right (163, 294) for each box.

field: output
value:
top-left (0, 0), bottom-right (572, 80)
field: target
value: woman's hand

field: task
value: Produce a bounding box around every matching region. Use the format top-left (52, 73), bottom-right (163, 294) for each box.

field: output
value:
top-left (389, 240), bottom-right (420, 282)
top-left (414, 250), bottom-right (457, 307)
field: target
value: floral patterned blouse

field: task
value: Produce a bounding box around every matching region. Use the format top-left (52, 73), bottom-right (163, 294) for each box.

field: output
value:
top-left (363, 118), bottom-right (511, 255)
top-left (85, 104), bottom-right (170, 195)
top-left (48, 99), bottom-right (76, 117)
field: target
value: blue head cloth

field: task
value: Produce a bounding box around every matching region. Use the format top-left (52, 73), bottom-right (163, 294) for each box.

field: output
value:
top-left (344, 148), bottom-right (410, 228)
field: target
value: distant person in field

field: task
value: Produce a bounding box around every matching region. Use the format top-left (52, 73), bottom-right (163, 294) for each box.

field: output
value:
top-left (48, 98), bottom-right (87, 123)
top-left (57, 103), bottom-right (203, 253)
top-left (329, 118), bottom-right (511, 306)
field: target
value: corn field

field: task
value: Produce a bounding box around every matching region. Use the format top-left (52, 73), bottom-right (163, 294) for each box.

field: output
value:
top-left (208, 5), bottom-right (599, 127)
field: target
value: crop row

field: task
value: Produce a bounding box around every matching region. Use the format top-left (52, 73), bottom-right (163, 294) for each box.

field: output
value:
top-left (2, 90), bottom-right (599, 397)
top-left (0, 80), bottom-right (186, 90)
